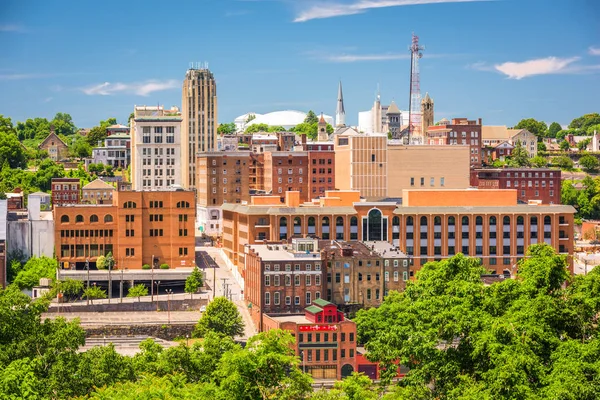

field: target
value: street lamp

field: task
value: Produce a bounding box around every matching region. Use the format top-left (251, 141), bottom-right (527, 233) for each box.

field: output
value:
top-left (155, 281), bottom-right (161, 311)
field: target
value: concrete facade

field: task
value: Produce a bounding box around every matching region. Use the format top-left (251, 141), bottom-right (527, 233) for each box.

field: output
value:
top-left (7, 196), bottom-right (55, 261)
top-left (91, 133), bottom-right (131, 168)
top-left (426, 117), bottom-right (482, 168)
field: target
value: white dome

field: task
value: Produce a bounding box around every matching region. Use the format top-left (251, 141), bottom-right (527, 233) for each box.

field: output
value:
top-left (245, 110), bottom-right (334, 130)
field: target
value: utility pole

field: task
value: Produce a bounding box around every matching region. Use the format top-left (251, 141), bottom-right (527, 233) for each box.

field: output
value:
top-left (221, 278), bottom-right (227, 297)
top-left (151, 254), bottom-right (154, 302)
top-left (165, 289), bottom-right (173, 324)
top-left (213, 256), bottom-right (217, 299)
top-left (155, 281), bottom-right (161, 311)
top-left (85, 259), bottom-right (90, 306)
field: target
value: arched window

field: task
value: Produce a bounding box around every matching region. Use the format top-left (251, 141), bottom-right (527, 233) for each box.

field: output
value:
top-left (544, 216), bottom-right (551, 225)
top-left (123, 201), bottom-right (137, 209)
top-left (420, 216), bottom-right (428, 226)
top-left (293, 217), bottom-right (302, 235)
top-left (476, 216), bottom-right (483, 226)
top-left (503, 216), bottom-right (510, 225)
top-left (322, 217), bottom-right (330, 240)
top-left (90, 214), bottom-right (99, 223)
top-left (392, 216), bottom-right (400, 226)
top-left (104, 214), bottom-right (113, 223)
top-left (75, 215), bottom-right (84, 223)
top-left (308, 217), bottom-right (316, 235)
top-left (279, 217), bottom-right (287, 240)
top-left (177, 201), bottom-right (190, 208)
top-left (406, 216), bottom-right (413, 226)
top-left (60, 215), bottom-right (69, 223)
top-left (462, 216), bottom-right (469, 225)
top-left (448, 216), bottom-right (455, 226)
top-left (336, 216), bottom-right (344, 240)
top-left (531, 216), bottom-right (538, 226)
top-left (367, 209), bottom-right (383, 241)
top-left (517, 216), bottom-right (524, 226)
top-left (350, 216), bottom-right (358, 240)
top-left (489, 216), bottom-right (497, 226)
top-left (434, 216), bottom-right (442, 226)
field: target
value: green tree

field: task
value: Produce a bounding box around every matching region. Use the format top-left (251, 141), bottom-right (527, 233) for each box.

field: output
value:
top-left (547, 121), bottom-right (562, 138)
top-left (329, 372), bottom-right (378, 400)
top-left (537, 141), bottom-right (547, 152)
top-left (514, 118), bottom-right (548, 137)
top-left (268, 125), bottom-right (286, 132)
top-left (127, 284), bottom-right (148, 302)
top-left (554, 155), bottom-right (574, 170)
top-left (87, 374), bottom-right (219, 399)
top-left (560, 140), bottom-right (571, 151)
top-left (82, 285), bottom-right (107, 304)
top-left (507, 140), bottom-right (530, 167)
top-left (579, 154), bottom-right (599, 172)
top-left (51, 112), bottom-right (77, 136)
top-left (56, 279), bottom-right (84, 302)
top-left (217, 122), bottom-right (237, 135)
top-left (531, 155), bottom-right (548, 168)
top-left (96, 254), bottom-right (107, 270)
top-left (244, 123), bottom-right (269, 134)
top-left (13, 256), bottom-right (58, 290)
top-left (86, 118), bottom-right (117, 147)
top-left (185, 267), bottom-right (204, 299)
top-left (194, 296), bottom-right (244, 338)
top-left (15, 117), bottom-right (50, 141)
top-left (0, 127), bottom-right (27, 169)
top-left (246, 114), bottom-right (256, 123)
top-left (578, 137), bottom-right (592, 151)
top-left (128, 112), bottom-right (135, 126)
top-left (304, 110), bottom-right (319, 124)
top-left (569, 113), bottom-right (600, 130)
top-left (587, 123), bottom-right (600, 135)
top-left (70, 135), bottom-right (92, 160)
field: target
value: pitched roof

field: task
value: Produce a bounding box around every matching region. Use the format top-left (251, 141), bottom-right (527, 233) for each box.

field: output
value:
top-left (305, 305), bottom-right (323, 314)
top-left (83, 179), bottom-right (115, 190)
top-left (386, 101), bottom-right (400, 114)
top-left (482, 126), bottom-right (510, 140)
top-left (313, 298), bottom-right (334, 307)
top-left (38, 132), bottom-right (68, 149)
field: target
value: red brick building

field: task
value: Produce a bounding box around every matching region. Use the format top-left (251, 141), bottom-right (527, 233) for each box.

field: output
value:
top-left (263, 152), bottom-right (309, 202)
top-left (52, 178), bottom-right (81, 206)
top-left (470, 168), bottom-right (561, 204)
top-left (307, 142), bottom-right (335, 198)
top-left (426, 117), bottom-right (483, 168)
top-left (263, 298), bottom-right (357, 380)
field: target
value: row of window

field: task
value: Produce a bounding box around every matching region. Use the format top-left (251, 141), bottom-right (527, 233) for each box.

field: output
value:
top-left (301, 349), bottom-right (351, 362)
top-left (333, 270), bottom-right (408, 283)
top-left (60, 244), bottom-right (113, 258)
top-left (54, 184), bottom-right (79, 191)
top-left (410, 177), bottom-right (445, 187)
top-left (264, 263), bottom-right (322, 271)
top-left (264, 274), bottom-right (322, 286)
top-left (142, 158), bottom-right (177, 166)
top-left (264, 291), bottom-right (321, 306)
top-left (142, 126), bottom-right (176, 134)
top-left (312, 158), bottom-right (333, 165)
top-left (60, 229), bottom-right (114, 238)
top-left (141, 148), bottom-right (176, 156)
top-left (61, 214), bottom-right (113, 224)
top-left (332, 259), bottom-right (406, 268)
top-left (298, 332), bottom-right (354, 343)
top-left (404, 215), bottom-right (556, 226)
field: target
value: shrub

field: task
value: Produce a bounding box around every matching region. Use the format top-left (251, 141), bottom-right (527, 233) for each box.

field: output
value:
top-left (160, 263), bottom-right (170, 270)
top-left (142, 264), bottom-right (151, 270)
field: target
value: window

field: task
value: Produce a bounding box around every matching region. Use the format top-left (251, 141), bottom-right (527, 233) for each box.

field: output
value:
top-left (295, 296), bottom-right (300, 305)
top-left (274, 292), bottom-right (280, 305)
top-left (265, 276), bottom-right (270, 286)
top-left (306, 292), bottom-right (311, 305)
top-left (285, 296), bottom-right (291, 305)
top-left (306, 275), bottom-right (311, 286)
top-left (265, 292), bottom-right (270, 305)
top-left (75, 215), bottom-right (84, 223)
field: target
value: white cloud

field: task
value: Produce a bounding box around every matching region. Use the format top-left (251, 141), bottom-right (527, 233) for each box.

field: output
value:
top-left (589, 46), bottom-right (600, 56)
top-left (81, 79), bottom-right (179, 96)
top-left (294, 0), bottom-right (487, 22)
top-left (494, 57), bottom-right (580, 79)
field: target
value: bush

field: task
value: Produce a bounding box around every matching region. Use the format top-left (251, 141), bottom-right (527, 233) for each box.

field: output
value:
top-left (160, 263), bottom-right (170, 270)
top-left (142, 264), bottom-right (151, 270)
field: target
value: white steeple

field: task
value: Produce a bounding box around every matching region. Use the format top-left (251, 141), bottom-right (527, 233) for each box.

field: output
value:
top-left (335, 81), bottom-right (346, 127)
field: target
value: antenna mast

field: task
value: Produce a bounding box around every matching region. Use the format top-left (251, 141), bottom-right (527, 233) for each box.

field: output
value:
top-left (407, 33), bottom-right (424, 144)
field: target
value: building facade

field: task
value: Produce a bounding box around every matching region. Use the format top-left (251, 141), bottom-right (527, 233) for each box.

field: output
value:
top-left (39, 132), bottom-right (68, 162)
top-left (82, 178), bottom-right (116, 205)
top-left (263, 151), bottom-right (309, 203)
top-left (307, 142), bottom-right (335, 198)
top-left (470, 168), bottom-right (561, 204)
top-left (90, 133), bottom-right (131, 168)
top-left (181, 67), bottom-right (218, 188)
top-left (130, 106), bottom-right (183, 191)
top-left (481, 126), bottom-right (538, 160)
top-left (53, 189), bottom-right (196, 270)
top-left (420, 93), bottom-right (434, 138)
top-left (52, 178), bottom-right (81, 206)
top-left (426, 117), bottom-right (482, 168)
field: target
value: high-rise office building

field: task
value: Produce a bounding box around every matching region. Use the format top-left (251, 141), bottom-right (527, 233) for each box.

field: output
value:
top-left (181, 67), bottom-right (218, 189)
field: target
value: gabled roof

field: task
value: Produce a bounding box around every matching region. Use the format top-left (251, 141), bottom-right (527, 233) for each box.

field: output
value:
top-left (313, 298), bottom-right (334, 307)
top-left (38, 132), bottom-right (68, 149)
top-left (495, 141), bottom-right (514, 149)
top-left (482, 126), bottom-right (510, 140)
top-left (305, 305), bottom-right (323, 314)
top-left (335, 127), bottom-right (361, 136)
top-left (386, 101), bottom-right (400, 114)
top-left (83, 179), bottom-right (115, 190)
top-left (107, 124), bottom-right (128, 129)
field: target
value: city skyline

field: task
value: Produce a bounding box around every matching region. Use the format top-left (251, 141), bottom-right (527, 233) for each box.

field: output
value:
top-left (1, 0), bottom-right (599, 129)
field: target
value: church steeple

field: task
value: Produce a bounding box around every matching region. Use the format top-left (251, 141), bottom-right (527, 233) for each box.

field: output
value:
top-left (318, 112), bottom-right (328, 141)
top-left (336, 81), bottom-right (346, 127)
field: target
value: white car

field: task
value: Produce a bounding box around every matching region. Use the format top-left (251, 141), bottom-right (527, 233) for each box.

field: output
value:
top-left (200, 305), bottom-right (206, 312)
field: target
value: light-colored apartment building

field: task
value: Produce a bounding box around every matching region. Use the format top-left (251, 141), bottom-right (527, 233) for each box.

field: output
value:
top-left (181, 67), bottom-right (218, 189)
top-left (130, 105), bottom-right (183, 191)
top-left (481, 126), bottom-right (537, 161)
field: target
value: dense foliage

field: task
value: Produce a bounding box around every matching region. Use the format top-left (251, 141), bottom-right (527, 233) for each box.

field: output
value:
top-left (562, 176), bottom-right (600, 221)
top-left (194, 296), bottom-right (245, 338)
top-left (355, 244), bottom-right (600, 398)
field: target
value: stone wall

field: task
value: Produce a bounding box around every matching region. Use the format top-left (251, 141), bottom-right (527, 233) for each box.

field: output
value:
top-left (84, 323), bottom-right (195, 341)
top-left (47, 298), bottom-right (207, 313)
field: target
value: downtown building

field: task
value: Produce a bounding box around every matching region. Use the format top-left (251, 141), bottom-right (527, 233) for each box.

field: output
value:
top-left (130, 105), bottom-right (183, 191)
top-left (182, 67), bottom-right (218, 189)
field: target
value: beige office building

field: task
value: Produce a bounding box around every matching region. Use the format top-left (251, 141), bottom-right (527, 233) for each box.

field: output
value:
top-left (181, 67), bottom-right (218, 189)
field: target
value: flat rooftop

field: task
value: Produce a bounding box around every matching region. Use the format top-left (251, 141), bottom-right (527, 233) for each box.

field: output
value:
top-left (248, 244), bottom-right (322, 261)
top-left (365, 241), bottom-right (406, 259)
top-left (270, 314), bottom-right (312, 324)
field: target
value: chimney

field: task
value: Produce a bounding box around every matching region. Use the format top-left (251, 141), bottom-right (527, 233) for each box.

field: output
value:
top-left (478, 118), bottom-right (482, 125)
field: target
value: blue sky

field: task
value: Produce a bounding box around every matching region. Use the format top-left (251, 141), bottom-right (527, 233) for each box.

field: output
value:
top-left (1, 0), bottom-right (599, 129)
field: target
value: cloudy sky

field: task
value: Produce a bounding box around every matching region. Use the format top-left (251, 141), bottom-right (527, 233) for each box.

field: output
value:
top-left (1, 0), bottom-right (599, 128)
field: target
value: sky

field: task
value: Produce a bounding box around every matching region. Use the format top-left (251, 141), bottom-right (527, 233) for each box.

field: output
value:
top-left (1, 0), bottom-right (599, 129)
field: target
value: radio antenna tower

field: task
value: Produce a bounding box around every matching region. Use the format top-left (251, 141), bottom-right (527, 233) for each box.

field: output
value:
top-left (407, 33), bottom-right (424, 144)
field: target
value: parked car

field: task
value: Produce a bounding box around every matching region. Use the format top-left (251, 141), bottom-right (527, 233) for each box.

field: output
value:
top-left (200, 305), bottom-right (206, 312)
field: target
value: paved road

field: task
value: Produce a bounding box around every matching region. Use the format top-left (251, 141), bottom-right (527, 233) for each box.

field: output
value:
top-left (46, 311), bottom-right (202, 326)
top-left (79, 335), bottom-right (177, 356)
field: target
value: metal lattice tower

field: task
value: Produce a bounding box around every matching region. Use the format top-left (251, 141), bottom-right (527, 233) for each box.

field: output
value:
top-left (407, 33), bottom-right (424, 143)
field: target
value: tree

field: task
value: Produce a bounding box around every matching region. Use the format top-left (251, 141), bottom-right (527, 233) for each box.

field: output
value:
top-left (51, 112), bottom-right (77, 136)
top-left (245, 114), bottom-right (256, 123)
top-left (304, 110), bottom-right (319, 125)
top-left (82, 285), bottom-right (107, 304)
top-left (244, 123), bottom-right (269, 134)
top-left (537, 142), bottom-right (547, 152)
top-left (560, 140), bottom-right (571, 151)
top-left (185, 267), bottom-right (204, 299)
top-left (547, 122), bottom-right (562, 138)
top-left (0, 128), bottom-right (27, 169)
top-left (217, 122), bottom-right (236, 135)
top-left (578, 137), bottom-right (592, 151)
top-left (128, 112), bottom-right (135, 126)
top-left (69, 135), bottom-right (92, 160)
top-left (96, 254), bottom-right (107, 270)
top-left (13, 256), bottom-right (58, 290)
top-left (580, 154), bottom-right (599, 172)
top-left (569, 113), bottom-right (600, 130)
top-left (531, 155), bottom-right (548, 168)
top-left (507, 140), bottom-right (530, 167)
top-left (86, 118), bottom-right (117, 147)
top-left (587, 123), bottom-right (600, 135)
top-left (194, 296), bottom-right (244, 338)
top-left (127, 284), bottom-right (148, 302)
top-left (56, 279), bottom-right (84, 302)
top-left (554, 155), bottom-right (574, 170)
top-left (514, 118), bottom-right (547, 137)
top-left (268, 125), bottom-right (286, 132)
